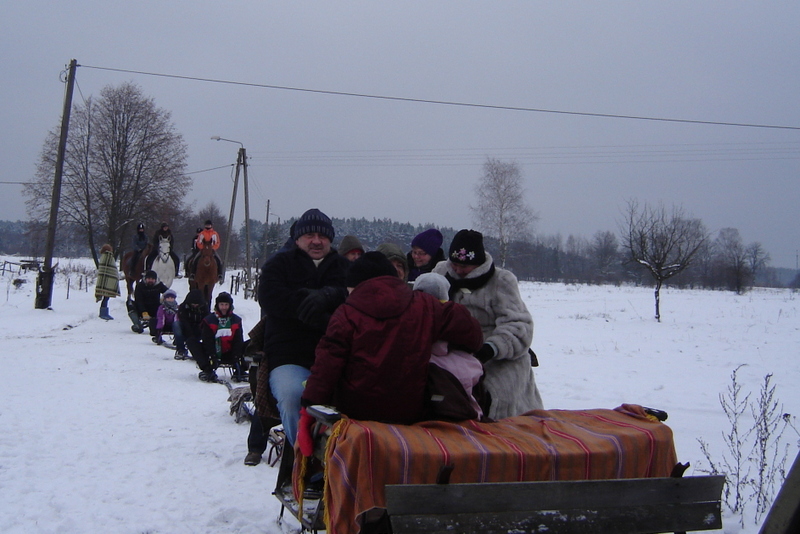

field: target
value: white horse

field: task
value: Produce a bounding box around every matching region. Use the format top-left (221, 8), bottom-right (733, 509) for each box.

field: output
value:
top-left (151, 236), bottom-right (175, 288)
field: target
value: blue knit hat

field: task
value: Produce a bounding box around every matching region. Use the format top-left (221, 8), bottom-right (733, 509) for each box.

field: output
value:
top-left (411, 228), bottom-right (443, 257)
top-left (292, 208), bottom-right (335, 241)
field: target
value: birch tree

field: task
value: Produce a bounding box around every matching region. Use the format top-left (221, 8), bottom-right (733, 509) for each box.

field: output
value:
top-left (470, 158), bottom-right (537, 267)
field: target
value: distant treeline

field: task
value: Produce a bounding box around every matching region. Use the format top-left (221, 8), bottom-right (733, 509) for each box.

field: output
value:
top-left (3, 218), bottom-right (797, 290)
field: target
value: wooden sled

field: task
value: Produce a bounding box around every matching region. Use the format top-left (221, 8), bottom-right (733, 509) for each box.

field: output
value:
top-left (278, 404), bottom-right (725, 534)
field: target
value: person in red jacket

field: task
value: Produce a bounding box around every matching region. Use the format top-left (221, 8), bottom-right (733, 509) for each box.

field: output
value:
top-left (197, 292), bottom-right (244, 382)
top-left (190, 219), bottom-right (223, 283)
top-left (300, 251), bottom-right (483, 426)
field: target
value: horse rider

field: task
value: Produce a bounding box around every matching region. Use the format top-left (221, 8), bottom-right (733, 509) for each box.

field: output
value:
top-left (130, 223), bottom-right (149, 275)
top-left (146, 222), bottom-right (182, 277)
top-left (190, 219), bottom-right (224, 283)
top-left (185, 227), bottom-right (203, 279)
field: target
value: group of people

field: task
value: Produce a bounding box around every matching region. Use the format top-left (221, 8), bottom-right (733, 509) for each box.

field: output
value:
top-left (95, 210), bottom-right (544, 494)
top-left (246, 207), bottom-right (543, 498)
top-left (95, 218), bottom-right (243, 383)
top-left (127, 220), bottom-right (224, 282)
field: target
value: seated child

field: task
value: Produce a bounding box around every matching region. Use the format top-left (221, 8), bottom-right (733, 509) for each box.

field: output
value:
top-left (154, 289), bottom-right (179, 346)
top-left (413, 273), bottom-right (485, 419)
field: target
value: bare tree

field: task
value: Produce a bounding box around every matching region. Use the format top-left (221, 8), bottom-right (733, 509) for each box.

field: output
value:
top-left (25, 82), bottom-right (190, 265)
top-left (745, 242), bottom-right (770, 283)
top-left (713, 228), bottom-right (752, 294)
top-left (620, 200), bottom-right (707, 321)
top-left (470, 158), bottom-right (537, 267)
top-left (590, 230), bottom-right (619, 282)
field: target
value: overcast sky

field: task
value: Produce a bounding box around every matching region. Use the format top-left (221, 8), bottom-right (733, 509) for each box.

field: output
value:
top-left (2, 2), bottom-right (799, 268)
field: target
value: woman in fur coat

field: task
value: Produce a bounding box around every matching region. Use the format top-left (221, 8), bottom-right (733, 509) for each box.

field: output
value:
top-left (433, 229), bottom-right (543, 420)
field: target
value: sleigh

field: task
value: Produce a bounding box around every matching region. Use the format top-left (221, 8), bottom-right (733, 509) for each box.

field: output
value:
top-left (276, 404), bottom-right (724, 534)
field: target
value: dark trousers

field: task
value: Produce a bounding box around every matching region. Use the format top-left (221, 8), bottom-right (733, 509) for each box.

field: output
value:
top-left (185, 337), bottom-right (208, 370)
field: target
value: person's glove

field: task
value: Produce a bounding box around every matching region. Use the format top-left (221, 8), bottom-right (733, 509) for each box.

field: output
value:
top-left (297, 287), bottom-right (347, 330)
top-left (475, 343), bottom-right (496, 363)
top-left (154, 329), bottom-right (164, 345)
top-left (297, 407), bottom-right (315, 457)
top-left (142, 312), bottom-right (151, 321)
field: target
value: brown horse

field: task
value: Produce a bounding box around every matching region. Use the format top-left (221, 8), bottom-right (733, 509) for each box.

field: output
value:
top-left (122, 244), bottom-right (152, 296)
top-left (190, 240), bottom-right (218, 308)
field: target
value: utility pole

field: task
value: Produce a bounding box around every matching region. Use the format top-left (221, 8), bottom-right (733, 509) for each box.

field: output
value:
top-left (212, 136), bottom-right (251, 296)
top-left (241, 146), bottom-right (252, 298)
top-left (36, 59), bottom-right (77, 309)
top-left (222, 151), bottom-right (240, 279)
top-left (262, 199), bottom-right (271, 265)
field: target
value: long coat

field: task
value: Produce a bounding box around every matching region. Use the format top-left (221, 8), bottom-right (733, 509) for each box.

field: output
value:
top-left (433, 252), bottom-right (543, 419)
top-left (302, 275), bottom-right (483, 424)
top-left (94, 251), bottom-right (120, 300)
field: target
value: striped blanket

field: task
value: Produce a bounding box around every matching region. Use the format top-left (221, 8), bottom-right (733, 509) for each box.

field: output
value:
top-left (302, 405), bottom-right (677, 534)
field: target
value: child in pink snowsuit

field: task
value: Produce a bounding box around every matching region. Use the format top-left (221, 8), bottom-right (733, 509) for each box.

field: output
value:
top-left (413, 273), bottom-right (484, 418)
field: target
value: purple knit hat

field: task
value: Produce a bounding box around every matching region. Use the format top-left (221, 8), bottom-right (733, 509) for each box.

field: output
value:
top-left (411, 228), bottom-right (443, 257)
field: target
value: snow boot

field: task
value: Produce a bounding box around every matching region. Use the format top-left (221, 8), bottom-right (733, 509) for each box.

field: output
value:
top-left (99, 306), bottom-right (114, 320)
top-left (198, 370), bottom-right (218, 383)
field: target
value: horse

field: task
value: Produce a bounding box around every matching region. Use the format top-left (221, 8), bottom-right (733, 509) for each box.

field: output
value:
top-left (190, 239), bottom-right (218, 308)
top-left (149, 236), bottom-right (175, 289)
top-left (122, 243), bottom-right (152, 296)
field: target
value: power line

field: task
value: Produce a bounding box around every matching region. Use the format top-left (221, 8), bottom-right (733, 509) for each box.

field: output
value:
top-left (79, 64), bottom-right (800, 131)
top-left (186, 164), bottom-right (234, 175)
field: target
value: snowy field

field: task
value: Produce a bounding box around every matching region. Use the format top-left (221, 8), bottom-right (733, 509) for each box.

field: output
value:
top-left (1, 255), bottom-right (798, 533)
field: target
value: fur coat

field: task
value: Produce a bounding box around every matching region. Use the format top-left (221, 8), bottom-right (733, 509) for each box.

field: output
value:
top-left (433, 252), bottom-right (543, 419)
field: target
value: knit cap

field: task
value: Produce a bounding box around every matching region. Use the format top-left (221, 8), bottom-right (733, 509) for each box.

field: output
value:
top-left (345, 251), bottom-right (397, 288)
top-left (413, 273), bottom-right (450, 302)
top-left (164, 289), bottom-right (178, 299)
top-left (448, 229), bottom-right (486, 266)
top-left (292, 208), bottom-right (335, 241)
top-left (339, 235), bottom-right (364, 255)
top-left (411, 228), bottom-right (443, 256)
top-left (377, 243), bottom-right (408, 274)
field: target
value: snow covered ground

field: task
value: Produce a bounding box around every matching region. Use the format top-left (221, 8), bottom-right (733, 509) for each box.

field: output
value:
top-left (1, 256), bottom-right (798, 533)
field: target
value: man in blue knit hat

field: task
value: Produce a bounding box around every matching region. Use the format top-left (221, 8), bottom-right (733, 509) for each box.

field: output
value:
top-left (258, 208), bottom-right (350, 493)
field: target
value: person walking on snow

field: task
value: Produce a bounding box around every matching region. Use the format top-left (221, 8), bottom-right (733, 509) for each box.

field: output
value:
top-left (95, 243), bottom-right (120, 320)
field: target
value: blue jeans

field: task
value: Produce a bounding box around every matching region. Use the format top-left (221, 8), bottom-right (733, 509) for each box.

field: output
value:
top-left (171, 320), bottom-right (185, 351)
top-left (269, 364), bottom-right (311, 446)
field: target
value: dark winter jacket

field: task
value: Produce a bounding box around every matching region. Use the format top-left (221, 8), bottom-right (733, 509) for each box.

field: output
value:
top-left (178, 289), bottom-right (209, 339)
top-left (201, 309), bottom-right (244, 360)
top-left (260, 247), bottom-right (349, 371)
top-left (152, 228), bottom-right (174, 247)
top-left (133, 280), bottom-right (168, 316)
top-left (132, 230), bottom-right (149, 252)
top-left (257, 236), bottom-right (296, 317)
top-left (407, 248), bottom-right (446, 282)
top-left (302, 275), bottom-right (483, 425)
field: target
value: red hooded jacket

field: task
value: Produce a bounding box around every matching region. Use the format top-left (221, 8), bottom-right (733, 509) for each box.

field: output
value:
top-left (302, 275), bottom-right (483, 424)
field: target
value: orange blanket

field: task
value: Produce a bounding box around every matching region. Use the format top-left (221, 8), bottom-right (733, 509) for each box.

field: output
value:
top-left (304, 405), bottom-right (677, 534)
